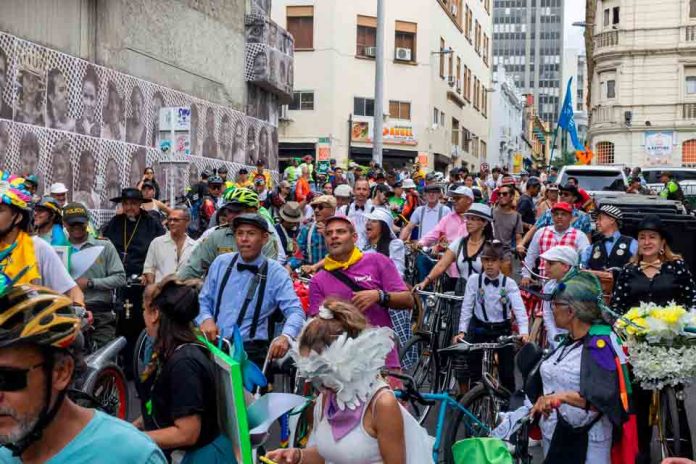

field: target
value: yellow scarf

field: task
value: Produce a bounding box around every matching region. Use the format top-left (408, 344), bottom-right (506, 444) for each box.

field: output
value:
top-left (0, 231), bottom-right (40, 284)
top-left (324, 247), bottom-right (363, 271)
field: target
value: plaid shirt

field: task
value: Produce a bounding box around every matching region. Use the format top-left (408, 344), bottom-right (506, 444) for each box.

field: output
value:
top-left (534, 208), bottom-right (591, 234)
top-left (536, 227), bottom-right (579, 276)
top-left (288, 222), bottom-right (328, 269)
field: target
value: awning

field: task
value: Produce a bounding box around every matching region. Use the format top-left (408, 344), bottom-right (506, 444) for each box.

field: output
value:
top-left (279, 142), bottom-right (316, 159)
top-left (350, 146), bottom-right (418, 160)
top-left (533, 127), bottom-right (546, 143)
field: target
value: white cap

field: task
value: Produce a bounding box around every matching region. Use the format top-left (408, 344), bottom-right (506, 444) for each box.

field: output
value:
top-left (463, 203), bottom-right (493, 221)
top-left (402, 178), bottom-right (417, 189)
top-left (334, 184), bottom-right (352, 198)
top-left (365, 208), bottom-right (397, 239)
top-left (540, 246), bottom-right (578, 267)
top-left (448, 185), bottom-right (474, 199)
top-left (49, 182), bottom-right (68, 194)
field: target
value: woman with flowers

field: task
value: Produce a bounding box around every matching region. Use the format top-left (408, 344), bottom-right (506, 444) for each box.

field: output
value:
top-left (531, 270), bottom-right (634, 464)
top-left (611, 214), bottom-right (696, 463)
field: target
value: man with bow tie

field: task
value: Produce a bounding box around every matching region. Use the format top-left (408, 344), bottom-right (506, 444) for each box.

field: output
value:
top-left (197, 213), bottom-right (305, 366)
top-left (581, 204), bottom-right (637, 271)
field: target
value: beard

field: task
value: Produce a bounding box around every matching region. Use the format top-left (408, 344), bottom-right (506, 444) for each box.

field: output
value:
top-left (0, 406), bottom-right (40, 445)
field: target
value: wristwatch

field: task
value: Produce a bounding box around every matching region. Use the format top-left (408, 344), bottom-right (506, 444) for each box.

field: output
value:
top-left (87, 279), bottom-right (95, 289)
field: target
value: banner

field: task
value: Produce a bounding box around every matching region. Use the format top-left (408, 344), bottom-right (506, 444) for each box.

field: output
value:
top-left (350, 120), bottom-right (417, 146)
top-left (644, 131), bottom-right (674, 166)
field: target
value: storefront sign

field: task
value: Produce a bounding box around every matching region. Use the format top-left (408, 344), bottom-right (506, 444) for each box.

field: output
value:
top-left (316, 137), bottom-right (331, 174)
top-left (417, 152), bottom-right (428, 166)
top-left (350, 120), bottom-right (417, 146)
top-left (512, 153), bottom-right (523, 173)
top-left (644, 131), bottom-right (675, 166)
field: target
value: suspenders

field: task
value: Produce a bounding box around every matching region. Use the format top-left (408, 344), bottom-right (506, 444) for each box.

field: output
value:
top-left (475, 273), bottom-right (509, 322)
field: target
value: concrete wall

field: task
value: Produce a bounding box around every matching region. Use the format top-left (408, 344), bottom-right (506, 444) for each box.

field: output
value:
top-left (0, 0), bottom-right (246, 110)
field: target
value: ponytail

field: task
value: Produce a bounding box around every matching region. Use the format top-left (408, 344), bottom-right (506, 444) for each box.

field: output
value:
top-left (299, 298), bottom-right (368, 353)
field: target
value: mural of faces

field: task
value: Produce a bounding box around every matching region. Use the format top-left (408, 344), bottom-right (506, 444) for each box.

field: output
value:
top-left (46, 68), bottom-right (75, 131)
top-left (232, 119), bottom-right (245, 163)
top-left (50, 136), bottom-right (73, 200)
top-left (0, 49), bottom-right (11, 120)
top-left (15, 58), bottom-right (45, 126)
top-left (219, 113), bottom-right (232, 161)
top-left (189, 104), bottom-right (199, 155)
top-left (252, 50), bottom-right (268, 81)
top-left (130, 147), bottom-right (147, 187)
top-left (188, 162), bottom-right (199, 187)
top-left (0, 122), bottom-right (9, 169)
top-left (102, 80), bottom-right (125, 141)
top-left (105, 157), bottom-right (121, 201)
top-left (247, 20), bottom-right (266, 44)
top-left (258, 126), bottom-right (270, 165)
top-left (249, 0), bottom-right (270, 16)
top-left (18, 131), bottom-right (40, 176)
top-left (126, 85), bottom-right (146, 145)
top-left (246, 125), bottom-right (257, 165)
top-left (202, 106), bottom-right (218, 158)
top-left (76, 65), bottom-right (100, 137)
top-left (78, 150), bottom-right (96, 191)
top-left (150, 91), bottom-right (164, 147)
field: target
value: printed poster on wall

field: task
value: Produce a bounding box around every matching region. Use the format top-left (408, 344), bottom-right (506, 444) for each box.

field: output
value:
top-left (644, 131), bottom-right (675, 166)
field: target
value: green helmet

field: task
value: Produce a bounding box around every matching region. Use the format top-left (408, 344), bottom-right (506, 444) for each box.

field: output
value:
top-left (224, 187), bottom-right (259, 208)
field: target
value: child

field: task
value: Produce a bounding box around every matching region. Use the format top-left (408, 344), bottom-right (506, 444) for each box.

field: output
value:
top-left (453, 240), bottom-right (529, 394)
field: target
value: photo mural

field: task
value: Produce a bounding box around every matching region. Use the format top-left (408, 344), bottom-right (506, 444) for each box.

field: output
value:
top-left (0, 30), bottom-right (283, 225)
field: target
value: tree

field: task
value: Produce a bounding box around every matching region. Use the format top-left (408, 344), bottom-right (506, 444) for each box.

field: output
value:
top-left (550, 151), bottom-right (577, 169)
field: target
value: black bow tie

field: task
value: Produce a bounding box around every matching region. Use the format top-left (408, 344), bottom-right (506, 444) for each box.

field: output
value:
top-left (237, 264), bottom-right (259, 274)
top-left (601, 236), bottom-right (615, 243)
top-left (355, 205), bottom-right (365, 211)
top-left (484, 277), bottom-right (499, 287)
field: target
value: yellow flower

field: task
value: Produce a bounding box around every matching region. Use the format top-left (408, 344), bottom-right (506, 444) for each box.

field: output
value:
top-left (626, 308), bottom-right (644, 321)
top-left (655, 307), bottom-right (686, 326)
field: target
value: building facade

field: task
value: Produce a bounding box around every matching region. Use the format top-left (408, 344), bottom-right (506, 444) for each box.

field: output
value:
top-left (271, 0), bottom-right (493, 172)
top-left (488, 67), bottom-right (526, 172)
top-left (492, 0), bottom-right (565, 125)
top-left (588, 0), bottom-right (696, 167)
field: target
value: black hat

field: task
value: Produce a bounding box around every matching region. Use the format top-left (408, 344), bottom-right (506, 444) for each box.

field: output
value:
top-left (392, 181), bottom-right (403, 188)
top-left (425, 184), bottom-right (442, 193)
top-left (217, 165), bottom-right (228, 174)
top-left (141, 181), bottom-right (156, 190)
top-left (526, 176), bottom-right (541, 187)
top-left (559, 183), bottom-right (580, 200)
top-left (636, 214), bottom-right (671, 242)
top-left (110, 187), bottom-right (152, 204)
top-left (232, 213), bottom-right (269, 233)
top-left (63, 202), bottom-right (90, 225)
top-left (238, 168), bottom-right (249, 175)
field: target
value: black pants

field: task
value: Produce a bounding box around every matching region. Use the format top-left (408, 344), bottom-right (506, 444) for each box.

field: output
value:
top-left (244, 340), bottom-right (270, 370)
top-left (454, 317), bottom-right (515, 394)
top-left (116, 286), bottom-right (144, 379)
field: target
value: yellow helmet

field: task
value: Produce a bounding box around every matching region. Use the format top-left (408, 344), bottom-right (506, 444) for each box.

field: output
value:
top-left (0, 285), bottom-right (80, 350)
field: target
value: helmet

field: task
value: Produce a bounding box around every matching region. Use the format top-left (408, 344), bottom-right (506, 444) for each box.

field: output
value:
top-left (0, 285), bottom-right (80, 350)
top-left (35, 196), bottom-right (62, 216)
top-left (24, 174), bottom-right (39, 186)
top-left (224, 187), bottom-right (259, 208)
top-left (0, 171), bottom-right (32, 211)
top-left (217, 165), bottom-right (228, 174)
top-left (207, 176), bottom-right (223, 186)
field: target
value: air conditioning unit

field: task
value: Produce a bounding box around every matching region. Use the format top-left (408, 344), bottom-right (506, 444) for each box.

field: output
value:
top-left (395, 47), bottom-right (412, 61)
top-left (364, 46), bottom-right (377, 57)
top-left (447, 75), bottom-right (456, 87)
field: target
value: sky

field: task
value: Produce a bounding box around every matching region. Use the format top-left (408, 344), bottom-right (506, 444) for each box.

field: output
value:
top-left (564, 1), bottom-right (587, 51)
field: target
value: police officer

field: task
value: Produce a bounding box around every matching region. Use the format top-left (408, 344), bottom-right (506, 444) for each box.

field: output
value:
top-left (581, 204), bottom-right (637, 271)
top-left (658, 171), bottom-right (686, 205)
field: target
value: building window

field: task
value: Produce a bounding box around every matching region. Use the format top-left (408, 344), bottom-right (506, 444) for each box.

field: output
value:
top-left (596, 141), bottom-right (615, 165)
top-left (356, 16), bottom-right (377, 57)
top-left (687, 76), bottom-right (696, 95)
top-left (465, 6), bottom-right (473, 41)
top-left (683, 139), bottom-right (696, 166)
top-left (448, 49), bottom-right (454, 78)
top-left (440, 110), bottom-right (445, 126)
top-left (395, 21), bottom-right (417, 63)
top-left (287, 6), bottom-right (314, 50)
top-left (475, 20), bottom-right (481, 54)
top-left (600, 71), bottom-right (617, 101)
top-left (603, 9), bottom-right (610, 27)
top-left (439, 38), bottom-right (446, 78)
top-left (482, 89), bottom-right (488, 118)
top-left (480, 140), bottom-right (487, 160)
top-left (463, 66), bottom-right (471, 101)
top-left (606, 80), bottom-right (616, 99)
top-left (613, 7), bottom-right (620, 25)
top-left (389, 100), bottom-right (411, 120)
top-left (289, 91), bottom-right (314, 110)
top-left (483, 34), bottom-right (489, 65)
top-left (456, 56), bottom-right (461, 90)
top-left (691, 0), bottom-right (696, 18)
top-left (462, 127), bottom-right (471, 152)
top-left (354, 97), bottom-right (374, 116)
top-left (451, 117), bottom-right (460, 146)
top-left (433, 107), bottom-right (439, 126)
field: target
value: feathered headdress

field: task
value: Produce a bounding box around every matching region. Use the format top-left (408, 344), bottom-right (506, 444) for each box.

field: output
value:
top-left (291, 323), bottom-right (394, 411)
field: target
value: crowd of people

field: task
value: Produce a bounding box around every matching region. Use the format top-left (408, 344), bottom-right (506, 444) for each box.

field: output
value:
top-left (0, 157), bottom-right (694, 463)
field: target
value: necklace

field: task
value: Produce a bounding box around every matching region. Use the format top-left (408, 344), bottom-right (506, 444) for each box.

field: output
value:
top-left (554, 338), bottom-right (583, 365)
top-left (122, 214), bottom-right (142, 256)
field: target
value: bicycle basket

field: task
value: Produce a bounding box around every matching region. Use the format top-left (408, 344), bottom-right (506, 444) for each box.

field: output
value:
top-left (451, 437), bottom-right (513, 464)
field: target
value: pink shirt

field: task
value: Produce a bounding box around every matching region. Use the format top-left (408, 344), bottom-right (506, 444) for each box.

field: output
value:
top-left (418, 212), bottom-right (469, 277)
top-left (308, 253), bottom-right (407, 368)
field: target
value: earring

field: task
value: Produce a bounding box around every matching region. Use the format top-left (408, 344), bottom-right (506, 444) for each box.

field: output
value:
top-left (659, 248), bottom-right (665, 255)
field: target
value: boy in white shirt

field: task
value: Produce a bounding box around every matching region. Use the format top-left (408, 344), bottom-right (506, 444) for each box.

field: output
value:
top-left (454, 240), bottom-right (529, 394)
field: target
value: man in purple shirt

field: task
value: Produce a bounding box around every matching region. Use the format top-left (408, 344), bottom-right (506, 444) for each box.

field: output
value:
top-left (308, 215), bottom-right (414, 369)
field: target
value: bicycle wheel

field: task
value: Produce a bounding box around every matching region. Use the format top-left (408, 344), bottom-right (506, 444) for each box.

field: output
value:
top-left (132, 328), bottom-right (153, 391)
top-left (659, 386), bottom-right (693, 458)
top-left (442, 383), bottom-right (507, 464)
top-left (399, 334), bottom-right (435, 424)
top-left (82, 364), bottom-right (130, 420)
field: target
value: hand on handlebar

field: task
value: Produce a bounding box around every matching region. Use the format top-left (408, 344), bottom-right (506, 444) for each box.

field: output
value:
top-left (200, 319), bottom-right (219, 342)
top-left (520, 277), bottom-right (532, 288)
top-left (516, 244), bottom-right (527, 257)
top-left (452, 332), bottom-right (466, 344)
top-left (268, 336), bottom-right (290, 360)
top-left (531, 392), bottom-right (565, 419)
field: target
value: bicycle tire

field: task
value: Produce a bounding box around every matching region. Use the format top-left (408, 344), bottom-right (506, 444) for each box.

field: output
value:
top-left (132, 328), bottom-right (152, 391)
top-left (659, 386), bottom-right (693, 458)
top-left (442, 383), bottom-right (507, 464)
top-left (82, 363), bottom-right (130, 420)
top-left (399, 334), bottom-right (435, 424)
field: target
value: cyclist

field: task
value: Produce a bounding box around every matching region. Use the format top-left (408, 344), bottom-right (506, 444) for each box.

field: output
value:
top-left (580, 204), bottom-right (637, 271)
top-left (0, 172), bottom-right (83, 303)
top-left (0, 285), bottom-right (165, 462)
top-left (337, 179), bottom-right (374, 248)
top-left (64, 202), bottom-right (126, 349)
top-left (135, 277), bottom-right (233, 462)
top-left (453, 240), bottom-right (528, 394)
top-left (178, 188), bottom-right (284, 279)
top-left (538, 246), bottom-right (579, 348)
top-left (288, 195), bottom-right (335, 273)
top-left (32, 196), bottom-right (68, 246)
top-left (197, 214), bottom-right (305, 366)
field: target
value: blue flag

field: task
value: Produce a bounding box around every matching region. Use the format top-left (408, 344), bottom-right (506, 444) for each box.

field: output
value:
top-left (558, 77), bottom-right (584, 151)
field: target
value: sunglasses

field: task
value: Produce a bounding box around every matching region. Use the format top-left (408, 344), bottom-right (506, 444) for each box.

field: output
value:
top-left (499, 191), bottom-right (512, 197)
top-left (312, 204), bottom-right (326, 211)
top-left (0, 363), bottom-right (44, 392)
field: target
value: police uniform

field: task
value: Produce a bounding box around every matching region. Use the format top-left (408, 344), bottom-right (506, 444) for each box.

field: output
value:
top-left (177, 224), bottom-right (280, 280)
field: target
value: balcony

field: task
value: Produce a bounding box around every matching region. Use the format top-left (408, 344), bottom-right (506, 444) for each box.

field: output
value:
top-left (592, 106), bottom-right (616, 124)
top-left (683, 103), bottom-right (696, 119)
top-left (595, 30), bottom-right (619, 49)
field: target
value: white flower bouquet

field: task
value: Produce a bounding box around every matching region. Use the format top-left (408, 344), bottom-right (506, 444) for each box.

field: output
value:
top-left (614, 302), bottom-right (696, 389)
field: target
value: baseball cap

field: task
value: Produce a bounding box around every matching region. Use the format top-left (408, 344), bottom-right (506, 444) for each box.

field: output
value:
top-left (551, 202), bottom-right (573, 213)
top-left (232, 213), bottom-right (269, 233)
top-left (334, 184), bottom-right (352, 198)
top-left (62, 202), bottom-right (90, 225)
top-left (50, 182), bottom-right (69, 195)
top-left (310, 194), bottom-right (338, 209)
top-left (448, 185), bottom-right (474, 199)
top-left (540, 246), bottom-right (579, 267)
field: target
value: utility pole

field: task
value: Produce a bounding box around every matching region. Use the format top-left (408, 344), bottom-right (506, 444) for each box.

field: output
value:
top-left (372, 0), bottom-right (385, 166)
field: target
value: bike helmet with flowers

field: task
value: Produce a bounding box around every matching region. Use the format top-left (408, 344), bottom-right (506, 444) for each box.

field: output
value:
top-left (0, 284), bottom-right (81, 455)
top-left (0, 171), bottom-right (32, 211)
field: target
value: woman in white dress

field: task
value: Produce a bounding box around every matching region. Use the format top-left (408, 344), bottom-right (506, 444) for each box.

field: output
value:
top-left (265, 298), bottom-right (432, 464)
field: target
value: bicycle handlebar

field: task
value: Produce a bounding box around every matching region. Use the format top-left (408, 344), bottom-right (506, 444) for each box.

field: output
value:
top-left (383, 370), bottom-right (435, 406)
top-left (439, 335), bottom-right (523, 354)
top-left (415, 289), bottom-right (466, 301)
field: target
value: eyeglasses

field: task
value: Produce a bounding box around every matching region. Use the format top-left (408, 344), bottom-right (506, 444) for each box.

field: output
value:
top-left (167, 217), bottom-right (186, 222)
top-left (0, 363), bottom-right (44, 392)
top-left (312, 204), bottom-right (326, 211)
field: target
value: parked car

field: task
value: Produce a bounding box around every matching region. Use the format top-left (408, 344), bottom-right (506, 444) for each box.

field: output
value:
top-left (557, 165), bottom-right (627, 196)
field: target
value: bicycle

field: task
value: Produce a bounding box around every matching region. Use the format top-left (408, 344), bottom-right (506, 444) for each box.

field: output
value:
top-left (439, 335), bottom-right (528, 464)
top-left (398, 289), bottom-right (465, 424)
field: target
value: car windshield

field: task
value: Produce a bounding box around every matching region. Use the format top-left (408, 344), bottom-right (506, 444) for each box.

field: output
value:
top-left (644, 170), bottom-right (696, 183)
top-left (559, 171), bottom-right (625, 191)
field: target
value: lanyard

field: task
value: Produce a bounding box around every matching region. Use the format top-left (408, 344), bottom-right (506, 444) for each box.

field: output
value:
top-left (122, 215), bottom-right (142, 254)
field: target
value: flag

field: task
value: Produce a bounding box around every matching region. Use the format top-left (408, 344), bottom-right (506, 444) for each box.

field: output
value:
top-left (558, 77), bottom-right (584, 151)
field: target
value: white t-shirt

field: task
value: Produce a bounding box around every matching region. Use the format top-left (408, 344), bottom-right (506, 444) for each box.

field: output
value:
top-left (32, 236), bottom-right (77, 294)
top-left (447, 236), bottom-right (483, 280)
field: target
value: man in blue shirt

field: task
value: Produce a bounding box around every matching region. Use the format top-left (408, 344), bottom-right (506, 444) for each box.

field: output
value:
top-left (288, 195), bottom-right (335, 273)
top-left (581, 204), bottom-right (637, 270)
top-left (198, 214), bottom-right (305, 365)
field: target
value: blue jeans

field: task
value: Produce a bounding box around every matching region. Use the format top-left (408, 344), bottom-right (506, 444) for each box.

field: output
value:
top-left (415, 253), bottom-right (435, 283)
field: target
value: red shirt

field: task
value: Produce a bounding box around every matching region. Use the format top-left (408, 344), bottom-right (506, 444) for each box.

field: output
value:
top-left (575, 188), bottom-right (591, 211)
